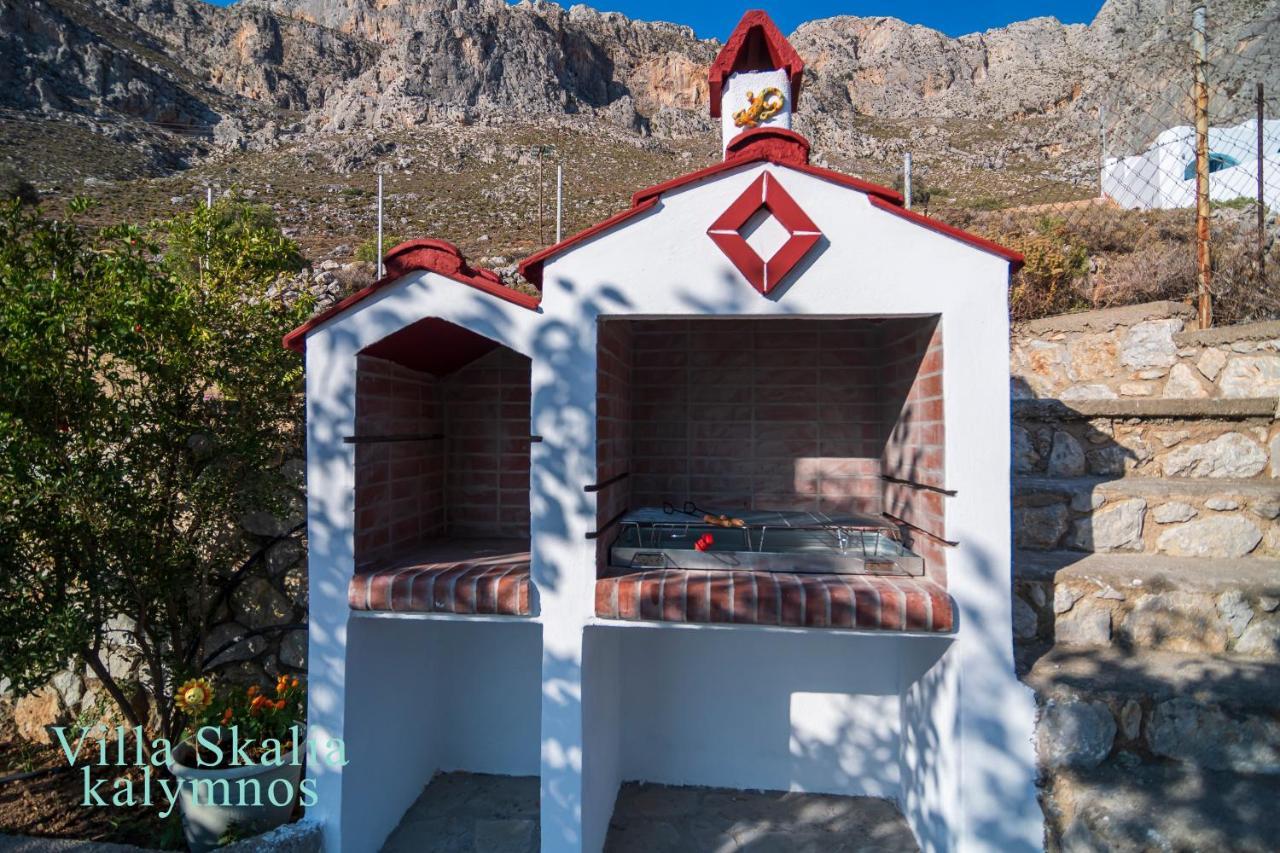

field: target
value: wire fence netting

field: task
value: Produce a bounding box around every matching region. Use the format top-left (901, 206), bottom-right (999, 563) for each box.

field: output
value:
top-left (880, 11), bottom-right (1279, 324)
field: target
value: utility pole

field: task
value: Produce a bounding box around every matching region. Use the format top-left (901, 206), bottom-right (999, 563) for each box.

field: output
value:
top-left (1258, 82), bottom-right (1266, 282)
top-left (377, 172), bottom-right (384, 278)
top-left (1192, 5), bottom-right (1212, 328)
top-left (903, 152), bottom-right (913, 211)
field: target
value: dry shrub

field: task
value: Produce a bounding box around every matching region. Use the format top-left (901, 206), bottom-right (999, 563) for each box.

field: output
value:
top-left (1090, 238), bottom-right (1196, 308)
top-left (956, 201), bottom-right (1278, 324)
top-left (1210, 232), bottom-right (1280, 324)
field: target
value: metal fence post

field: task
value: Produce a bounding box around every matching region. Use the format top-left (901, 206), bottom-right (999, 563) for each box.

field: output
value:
top-left (376, 172), bottom-right (384, 278)
top-left (1259, 82), bottom-right (1266, 281)
top-left (556, 164), bottom-right (564, 243)
top-left (1099, 104), bottom-right (1106, 198)
top-left (903, 152), bottom-right (912, 211)
top-left (1192, 5), bottom-right (1212, 328)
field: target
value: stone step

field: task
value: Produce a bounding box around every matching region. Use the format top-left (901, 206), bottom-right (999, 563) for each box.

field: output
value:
top-left (1026, 646), bottom-right (1280, 776)
top-left (1042, 762), bottom-right (1280, 853)
top-left (1013, 476), bottom-right (1279, 558)
top-left (1013, 551), bottom-right (1280, 659)
top-left (1012, 397), bottom-right (1277, 481)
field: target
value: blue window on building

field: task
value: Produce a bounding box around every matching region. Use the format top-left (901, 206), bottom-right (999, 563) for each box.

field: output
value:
top-left (1183, 152), bottom-right (1240, 180)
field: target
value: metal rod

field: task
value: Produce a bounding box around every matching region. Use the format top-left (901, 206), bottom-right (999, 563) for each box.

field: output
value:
top-left (1099, 104), bottom-right (1107, 198)
top-left (584, 470), bottom-right (629, 493)
top-left (903, 152), bottom-right (912, 211)
top-left (342, 433), bottom-right (444, 444)
top-left (537, 147), bottom-right (544, 245)
top-left (556, 164), bottom-right (564, 243)
top-left (586, 507), bottom-right (628, 540)
top-left (1259, 82), bottom-right (1267, 282)
top-left (376, 172), bottom-right (384, 278)
top-left (1193, 5), bottom-right (1212, 329)
top-left (883, 512), bottom-right (959, 547)
top-left (880, 474), bottom-right (958, 497)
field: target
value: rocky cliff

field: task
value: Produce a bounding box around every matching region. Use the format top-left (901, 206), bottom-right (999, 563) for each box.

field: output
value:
top-left (3, 0), bottom-right (1277, 186)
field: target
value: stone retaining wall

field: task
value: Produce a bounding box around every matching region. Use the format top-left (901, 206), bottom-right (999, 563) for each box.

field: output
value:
top-left (1012, 301), bottom-right (1280, 402)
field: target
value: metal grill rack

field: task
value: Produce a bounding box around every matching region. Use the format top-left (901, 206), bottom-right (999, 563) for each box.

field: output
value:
top-left (609, 507), bottom-right (925, 576)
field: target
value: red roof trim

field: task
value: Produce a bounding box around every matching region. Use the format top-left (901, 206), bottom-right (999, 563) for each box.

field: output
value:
top-left (282, 238), bottom-right (540, 353)
top-left (724, 126), bottom-right (810, 166)
top-left (709, 11), bottom-right (804, 118)
top-left (516, 196), bottom-right (659, 290)
top-left (517, 133), bottom-right (907, 288)
top-left (867, 195), bottom-right (1025, 270)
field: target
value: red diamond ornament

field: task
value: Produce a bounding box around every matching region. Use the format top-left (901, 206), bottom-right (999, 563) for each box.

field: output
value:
top-left (707, 172), bottom-right (822, 294)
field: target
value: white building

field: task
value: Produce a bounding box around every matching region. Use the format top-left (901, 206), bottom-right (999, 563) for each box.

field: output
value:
top-left (1103, 118), bottom-right (1280, 210)
top-left (286, 11), bottom-right (1043, 852)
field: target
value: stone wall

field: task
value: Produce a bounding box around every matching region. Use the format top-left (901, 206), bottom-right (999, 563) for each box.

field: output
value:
top-left (1011, 301), bottom-right (1280, 402)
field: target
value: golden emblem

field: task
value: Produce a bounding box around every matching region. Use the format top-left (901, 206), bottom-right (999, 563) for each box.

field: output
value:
top-left (732, 87), bottom-right (785, 128)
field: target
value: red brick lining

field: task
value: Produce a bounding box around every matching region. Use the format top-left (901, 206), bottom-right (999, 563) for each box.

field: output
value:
top-left (595, 570), bottom-right (952, 632)
top-left (349, 540), bottom-right (531, 616)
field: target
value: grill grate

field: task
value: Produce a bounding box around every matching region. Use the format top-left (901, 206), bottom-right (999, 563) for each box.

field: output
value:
top-left (608, 506), bottom-right (924, 576)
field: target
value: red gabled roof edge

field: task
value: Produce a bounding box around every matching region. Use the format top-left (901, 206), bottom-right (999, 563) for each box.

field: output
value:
top-left (867, 195), bottom-right (1025, 271)
top-left (282, 238), bottom-right (540, 353)
top-left (709, 11), bottom-right (804, 118)
top-left (517, 129), bottom-right (903, 288)
top-left (515, 126), bottom-right (1021, 287)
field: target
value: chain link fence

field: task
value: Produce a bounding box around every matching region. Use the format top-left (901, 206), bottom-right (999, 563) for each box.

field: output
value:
top-left (892, 8), bottom-right (1278, 325)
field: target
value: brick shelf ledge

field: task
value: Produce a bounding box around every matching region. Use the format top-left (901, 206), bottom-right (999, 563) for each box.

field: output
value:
top-left (595, 570), bottom-right (953, 632)
top-left (349, 538), bottom-right (531, 616)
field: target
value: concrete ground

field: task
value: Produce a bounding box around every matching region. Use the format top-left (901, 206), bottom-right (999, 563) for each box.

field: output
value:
top-left (379, 773), bottom-right (539, 853)
top-left (379, 773), bottom-right (919, 852)
top-left (604, 782), bottom-right (919, 853)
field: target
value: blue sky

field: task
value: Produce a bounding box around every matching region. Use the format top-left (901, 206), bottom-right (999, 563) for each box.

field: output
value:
top-left (203, 1), bottom-right (1105, 39)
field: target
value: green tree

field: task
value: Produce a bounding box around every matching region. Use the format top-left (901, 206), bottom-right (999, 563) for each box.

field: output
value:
top-left (0, 197), bottom-right (312, 746)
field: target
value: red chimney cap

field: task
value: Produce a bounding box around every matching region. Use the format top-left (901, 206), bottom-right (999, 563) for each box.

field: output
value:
top-left (709, 10), bottom-right (804, 119)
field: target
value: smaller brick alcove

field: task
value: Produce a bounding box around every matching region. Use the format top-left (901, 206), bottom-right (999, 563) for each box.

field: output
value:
top-left (348, 318), bottom-right (533, 618)
top-left (593, 316), bottom-right (952, 632)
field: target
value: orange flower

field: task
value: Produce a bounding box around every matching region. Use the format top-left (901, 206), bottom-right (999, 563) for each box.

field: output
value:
top-left (274, 699), bottom-right (286, 711)
top-left (290, 677), bottom-right (299, 689)
top-left (221, 707), bottom-right (233, 725)
top-left (247, 685), bottom-right (259, 697)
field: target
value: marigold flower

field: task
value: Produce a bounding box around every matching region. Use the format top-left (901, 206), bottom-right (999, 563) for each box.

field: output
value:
top-left (221, 707), bottom-right (233, 725)
top-left (290, 677), bottom-right (299, 689)
top-left (176, 678), bottom-right (213, 713)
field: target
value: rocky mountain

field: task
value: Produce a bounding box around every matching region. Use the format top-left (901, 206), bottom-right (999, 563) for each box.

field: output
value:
top-left (0, 0), bottom-right (1276, 259)
top-left (4, 0), bottom-right (1276, 164)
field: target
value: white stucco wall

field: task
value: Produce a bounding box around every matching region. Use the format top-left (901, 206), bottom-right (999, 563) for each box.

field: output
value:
top-left (300, 157), bottom-right (1041, 852)
top-left (301, 271), bottom-right (545, 852)
top-left (534, 160), bottom-right (1040, 853)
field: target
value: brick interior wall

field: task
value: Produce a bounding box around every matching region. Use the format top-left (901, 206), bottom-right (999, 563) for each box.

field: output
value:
top-left (596, 317), bottom-right (947, 580)
top-left (442, 347), bottom-right (533, 540)
top-left (354, 355), bottom-right (446, 568)
top-left (624, 319), bottom-right (886, 514)
top-left (354, 348), bottom-right (532, 569)
top-left (879, 317), bottom-right (947, 582)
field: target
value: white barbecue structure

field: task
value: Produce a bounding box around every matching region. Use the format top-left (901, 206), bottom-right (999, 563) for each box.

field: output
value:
top-left (287, 11), bottom-right (1042, 852)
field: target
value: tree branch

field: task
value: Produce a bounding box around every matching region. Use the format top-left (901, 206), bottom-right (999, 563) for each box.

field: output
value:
top-left (80, 645), bottom-right (152, 760)
top-left (201, 622), bottom-right (306, 671)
